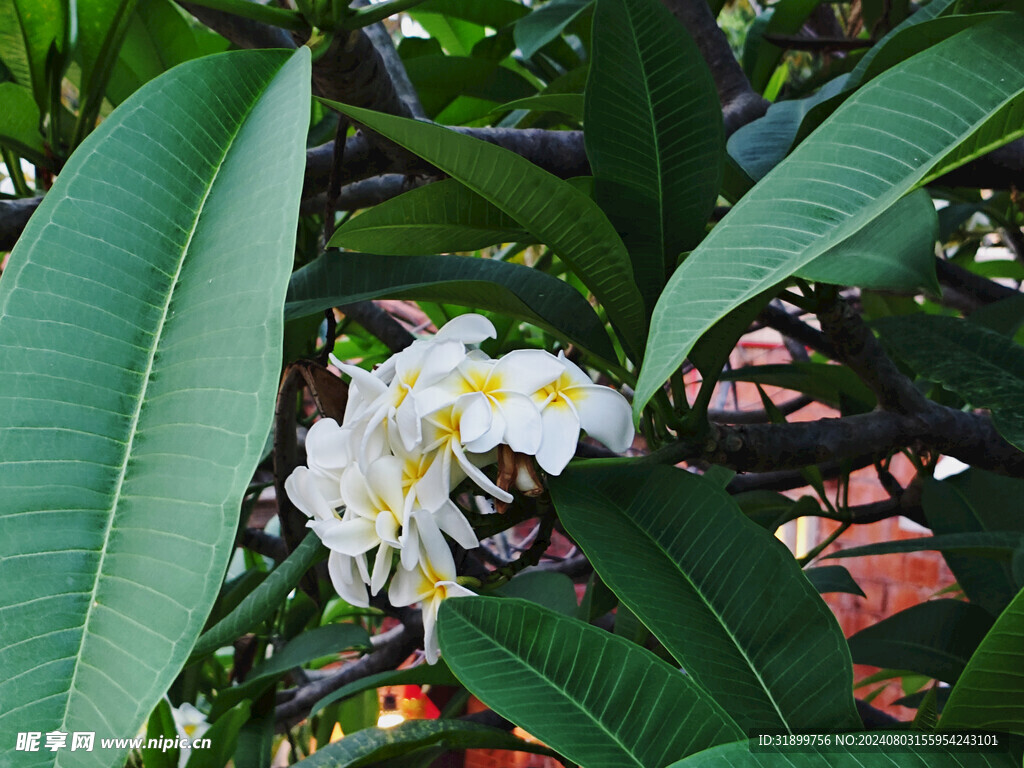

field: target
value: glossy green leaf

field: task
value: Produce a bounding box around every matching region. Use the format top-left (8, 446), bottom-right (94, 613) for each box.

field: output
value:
top-left (0, 81), bottom-right (45, 162)
top-left (293, 719), bottom-right (557, 768)
top-left (549, 463), bottom-right (860, 734)
top-left (492, 93), bottom-right (584, 120)
top-left (0, 48), bottom-right (310, 768)
top-left (799, 189), bottom-right (939, 293)
top-left (922, 477), bottom-right (1020, 617)
top-left (585, 0), bottom-right (723, 309)
top-left (190, 533), bottom-right (325, 662)
top-left (310, 663), bottom-right (459, 717)
top-left (106, 0), bottom-right (228, 105)
top-left (734, 491), bottom-right (823, 531)
top-left (415, 0), bottom-right (528, 28)
top-left (942, 586), bottom-right (1024, 734)
top-left (495, 570), bottom-right (579, 615)
top-left (439, 596), bottom-right (742, 768)
top-left (875, 314), bottom-right (1024, 451)
top-left (75, 0), bottom-right (140, 141)
top-left (321, 101), bottom-right (647, 358)
top-left (514, 0), bottom-right (591, 59)
top-left (805, 565), bottom-right (866, 597)
top-left (141, 699), bottom-right (179, 768)
top-left (635, 18), bottom-right (1024, 418)
top-left (720, 362), bottom-right (876, 413)
top-left (402, 55), bottom-right (535, 118)
top-left (848, 600), bottom-right (994, 684)
top-left (825, 532), bottom-right (1024, 560)
top-left (727, 75), bottom-right (849, 182)
top-left (0, 0), bottom-right (64, 108)
top-left (328, 178), bottom-right (532, 254)
top-left (285, 251), bottom-right (616, 362)
top-left (667, 738), bottom-right (1017, 767)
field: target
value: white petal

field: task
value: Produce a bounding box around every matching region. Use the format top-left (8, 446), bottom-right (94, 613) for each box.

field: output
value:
top-left (366, 455), bottom-right (407, 515)
top-left (415, 449), bottom-right (452, 510)
top-left (456, 392), bottom-right (493, 445)
top-left (285, 467), bottom-right (338, 521)
top-left (312, 517), bottom-right (378, 556)
top-left (399, 520), bottom-right (420, 570)
top-left (416, 339), bottom-right (469, 388)
top-left (327, 552), bottom-right (369, 607)
top-left (462, 404), bottom-right (504, 454)
top-left (535, 399), bottom-right (581, 475)
top-left (333, 360), bottom-right (388, 403)
top-left (435, 313), bottom-right (496, 343)
top-left (421, 596), bottom-right (441, 664)
top-left (556, 350), bottom-right (597, 386)
top-left (340, 465), bottom-right (376, 518)
top-left (375, 510), bottom-right (402, 548)
top-left (438, 581), bottom-right (476, 599)
top-left (433, 500), bottom-right (479, 550)
top-left (370, 543), bottom-right (393, 595)
top-left (305, 418), bottom-right (352, 473)
top-left (394, 398), bottom-right (424, 452)
top-left (489, 349), bottom-right (564, 394)
top-left (452, 441), bottom-right (513, 503)
top-left (570, 384), bottom-right (635, 452)
top-left (412, 510), bottom-right (458, 582)
top-left (492, 392), bottom-right (543, 454)
top-left (388, 562), bottom-right (433, 607)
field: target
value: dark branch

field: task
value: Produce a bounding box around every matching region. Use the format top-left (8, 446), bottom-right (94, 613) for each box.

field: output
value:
top-left (178, 2), bottom-right (297, 48)
top-left (339, 298), bottom-right (415, 352)
top-left (299, 174), bottom-right (429, 215)
top-left (726, 452), bottom-right (881, 494)
top-left (816, 298), bottom-right (927, 414)
top-left (239, 528), bottom-right (289, 562)
top-left (758, 303), bottom-right (838, 359)
top-left (709, 394), bottom-right (813, 424)
top-left (935, 258), bottom-right (1020, 307)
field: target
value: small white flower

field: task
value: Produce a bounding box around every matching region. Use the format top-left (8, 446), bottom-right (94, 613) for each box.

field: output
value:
top-left (171, 703), bottom-right (209, 767)
top-left (532, 352), bottom-right (634, 475)
top-left (389, 511), bottom-right (475, 664)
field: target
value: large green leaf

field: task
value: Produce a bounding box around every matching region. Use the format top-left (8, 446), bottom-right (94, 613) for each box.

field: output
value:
top-left (328, 178), bottom-right (532, 255)
top-left (514, 0), bottom-right (591, 59)
top-left (0, 81), bottom-right (45, 162)
top-left (284, 251), bottom-right (617, 362)
top-left (0, 47), bottom-right (310, 768)
top-left (415, 0), bottom-right (528, 28)
top-left (874, 314), bottom-right (1024, 451)
top-left (847, 600), bottom-right (994, 684)
top-left (667, 739), bottom-right (1017, 767)
top-left (0, 0), bottom-right (64, 109)
top-left (941, 586), bottom-right (1024, 734)
top-left (321, 101), bottom-right (647, 358)
top-left (799, 189), bottom-right (939, 293)
top-left (549, 463), bottom-right (860, 734)
top-left (634, 18), bottom-right (1024, 418)
top-left (439, 596), bottom-right (742, 768)
top-left (294, 719), bottom-right (556, 767)
top-left (106, 0), bottom-right (228, 106)
top-left (584, 0), bottom-right (723, 309)
top-left (922, 477), bottom-right (1021, 617)
top-left (402, 55), bottom-right (535, 118)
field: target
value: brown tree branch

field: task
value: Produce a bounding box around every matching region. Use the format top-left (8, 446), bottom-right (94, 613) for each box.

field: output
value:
top-left (0, 197), bottom-right (42, 250)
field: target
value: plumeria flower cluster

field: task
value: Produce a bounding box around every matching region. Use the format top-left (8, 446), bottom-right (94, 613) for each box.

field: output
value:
top-left (285, 314), bottom-right (633, 662)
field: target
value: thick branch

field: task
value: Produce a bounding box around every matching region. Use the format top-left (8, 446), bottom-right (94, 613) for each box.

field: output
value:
top-left (304, 128), bottom-right (589, 194)
top-left (299, 174), bottom-right (428, 215)
top-left (179, 2), bottom-right (297, 48)
top-left (658, 0), bottom-right (769, 135)
top-left (725, 453), bottom-right (880, 493)
top-left (706, 405), bottom-right (1024, 477)
top-left (816, 298), bottom-right (927, 414)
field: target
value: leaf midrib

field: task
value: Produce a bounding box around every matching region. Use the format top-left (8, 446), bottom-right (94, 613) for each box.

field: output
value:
top-left (451, 608), bottom-right (649, 767)
top-left (54, 68), bottom-right (275, 744)
top-left (600, 488), bottom-right (792, 730)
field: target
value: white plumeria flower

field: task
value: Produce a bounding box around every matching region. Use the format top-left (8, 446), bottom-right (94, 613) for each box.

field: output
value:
top-left (331, 314), bottom-right (498, 461)
top-left (389, 511), bottom-right (475, 664)
top-left (413, 349), bottom-right (563, 455)
top-left (532, 351), bottom-right (634, 475)
top-left (418, 392), bottom-right (512, 503)
top-left (171, 702), bottom-right (209, 767)
top-left (284, 464), bottom-right (371, 607)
